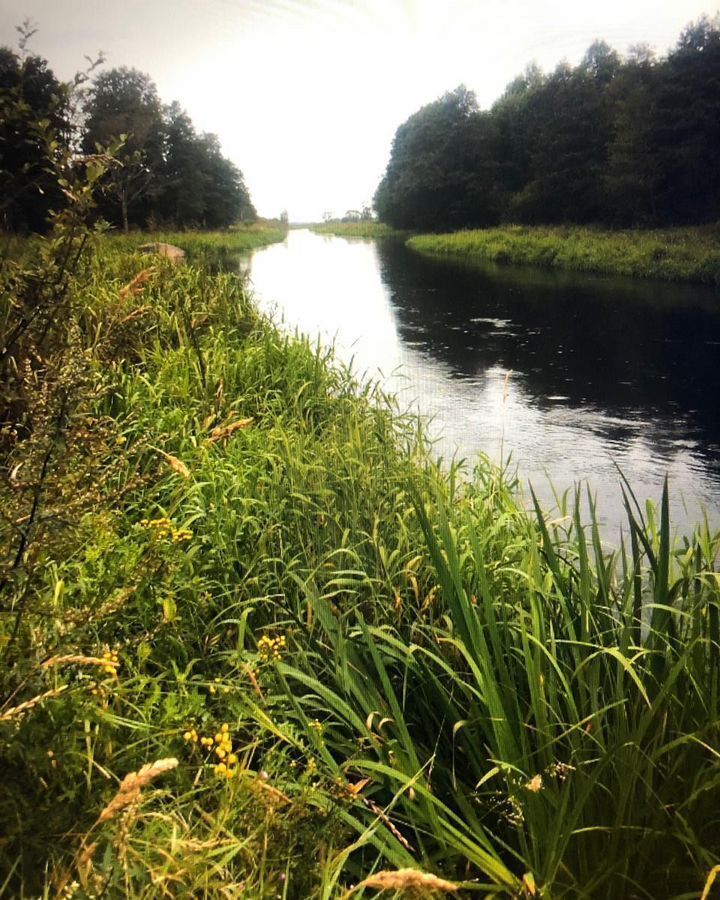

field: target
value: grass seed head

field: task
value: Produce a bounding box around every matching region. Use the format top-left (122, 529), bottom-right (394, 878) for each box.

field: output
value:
top-left (97, 758), bottom-right (178, 824)
top-left (346, 868), bottom-right (458, 897)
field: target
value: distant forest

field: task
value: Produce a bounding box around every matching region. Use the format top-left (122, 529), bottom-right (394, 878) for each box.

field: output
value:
top-left (375, 15), bottom-right (720, 230)
top-left (1, 38), bottom-right (256, 233)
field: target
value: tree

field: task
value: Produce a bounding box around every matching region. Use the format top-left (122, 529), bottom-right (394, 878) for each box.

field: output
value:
top-left (83, 67), bottom-right (164, 231)
top-left (649, 15), bottom-right (720, 222)
top-left (374, 85), bottom-right (503, 230)
top-left (507, 51), bottom-right (619, 223)
top-left (376, 17), bottom-right (720, 230)
top-left (605, 48), bottom-right (662, 223)
top-left (0, 34), bottom-right (68, 232)
top-left (156, 102), bottom-right (255, 228)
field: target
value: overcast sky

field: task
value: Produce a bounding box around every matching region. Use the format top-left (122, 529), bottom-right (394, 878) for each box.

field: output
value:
top-left (0, 0), bottom-right (714, 221)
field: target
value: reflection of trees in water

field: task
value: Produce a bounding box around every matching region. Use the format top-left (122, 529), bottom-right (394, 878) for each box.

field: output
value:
top-left (377, 240), bottom-right (720, 452)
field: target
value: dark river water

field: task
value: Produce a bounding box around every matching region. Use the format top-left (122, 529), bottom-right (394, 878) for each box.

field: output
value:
top-left (247, 228), bottom-right (720, 535)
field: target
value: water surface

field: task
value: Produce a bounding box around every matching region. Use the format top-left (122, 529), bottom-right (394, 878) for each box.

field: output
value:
top-left (247, 229), bottom-right (720, 534)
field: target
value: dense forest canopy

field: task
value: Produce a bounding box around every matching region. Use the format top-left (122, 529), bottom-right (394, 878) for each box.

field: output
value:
top-left (374, 15), bottom-right (720, 230)
top-left (0, 46), bottom-right (256, 232)
top-left (0, 45), bottom-right (68, 232)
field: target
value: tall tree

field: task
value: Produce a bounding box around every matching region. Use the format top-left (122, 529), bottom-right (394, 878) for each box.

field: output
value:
top-left (83, 67), bottom-right (164, 231)
top-left (605, 47), bottom-right (661, 224)
top-left (0, 41), bottom-right (67, 232)
top-left (374, 86), bottom-right (503, 230)
top-left (375, 16), bottom-right (720, 230)
top-left (510, 45), bottom-right (618, 223)
top-left (650, 15), bottom-right (720, 223)
top-left (157, 102), bottom-right (255, 228)
top-left (194, 132), bottom-right (255, 227)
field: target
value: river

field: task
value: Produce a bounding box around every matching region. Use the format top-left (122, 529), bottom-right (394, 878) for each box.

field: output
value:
top-left (246, 228), bottom-right (720, 535)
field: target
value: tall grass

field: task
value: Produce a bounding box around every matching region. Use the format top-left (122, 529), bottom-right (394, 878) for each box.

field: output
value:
top-left (310, 222), bottom-right (405, 239)
top-left (104, 221), bottom-right (288, 270)
top-left (408, 225), bottom-right (720, 285)
top-left (1, 233), bottom-right (718, 897)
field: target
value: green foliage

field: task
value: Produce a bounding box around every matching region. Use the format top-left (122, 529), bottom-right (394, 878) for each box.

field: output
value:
top-left (105, 223), bottom-right (287, 270)
top-left (374, 86), bottom-right (503, 231)
top-left (0, 35), bottom-right (258, 236)
top-left (83, 69), bottom-right (257, 232)
top-left (156, 102), bottom-right (256, 229)
top-left (1, 44), bottom-right (720, 898)
top-left (309, 222), bottom-right (404, 239)
top-left (375, 15), bottom-right (720, 230)
top-left (0, 37), bottom-right (69, 233)
top-left (1, 222), bottom-right (719, 896)
top-left (407, 225), bottom-right (720, 285)
top-left (82, 67), bottom-right (165, 233)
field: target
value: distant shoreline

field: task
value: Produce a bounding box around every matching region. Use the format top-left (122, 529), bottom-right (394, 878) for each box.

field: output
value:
top-left (309, 221), bottom-right (405, 239)
top-left (407, 225), bottom-right (720, 286)
top-left (310, 221), bottom-right (720, 286)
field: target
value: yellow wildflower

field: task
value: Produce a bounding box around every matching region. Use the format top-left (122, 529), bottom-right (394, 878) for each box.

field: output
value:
top-left (101, 649), bottom-right (120, 676)
top-left (257, 634), bottom-right (287, 663)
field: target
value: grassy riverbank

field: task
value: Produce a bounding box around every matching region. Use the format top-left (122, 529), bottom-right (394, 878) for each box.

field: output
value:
top-left (109, 221), bottom-right (288, 266)
top-left (311, 221), bottom-right (404, 239)
top-left (2, 232), bottom-right (720, 898)
top-left (408, 225), bottom-right (720, 285)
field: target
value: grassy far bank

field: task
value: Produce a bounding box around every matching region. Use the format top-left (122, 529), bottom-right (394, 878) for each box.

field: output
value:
top-left (2, 230), bottom-right (720, 898)
top-left (107, 221), bottom-right (288, 266)
top-left (3, 222), bottom-right (288, 273)
top-left (310, 221), bottom-right (406, 239)
top-left (407, 225), bottom-right (720, 286)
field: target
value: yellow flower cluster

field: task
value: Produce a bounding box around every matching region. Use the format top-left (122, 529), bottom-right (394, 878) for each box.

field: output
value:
top-left (102, 649), bottom-right (120, 676)
top-left (141, 516), bottom-right (172, 537)
top-left (140, 517), bottom-right (193, 543)
top-left (183, 723), bottom-right (239, 779)
top-left (209, 676), bottom-right (230, 695)
top-left (213, 724), bottom-right (239, 777)
top-left (257, 634), bottom-right (286, 662)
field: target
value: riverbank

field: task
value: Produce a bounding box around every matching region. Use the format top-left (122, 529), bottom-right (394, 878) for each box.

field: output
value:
top-left (408, 225), bottom-right (720, 285)
top-left (107, 221), bottom-right (288, 264)
top-left (310, 221), bottom-right (404, 239)
top-left (2, 234), bottom-right (720, 897)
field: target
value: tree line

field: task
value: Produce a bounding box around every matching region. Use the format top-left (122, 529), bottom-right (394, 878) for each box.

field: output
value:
top-left (374, 15), bottom-right (720, 231)
top-left (1, 36), bottom-right (256, 233)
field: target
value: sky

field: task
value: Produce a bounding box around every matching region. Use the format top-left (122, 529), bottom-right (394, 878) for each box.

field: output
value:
top-left (0, 0), bottom-right (714, 221)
